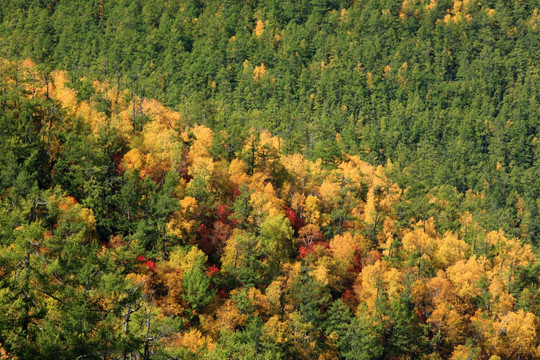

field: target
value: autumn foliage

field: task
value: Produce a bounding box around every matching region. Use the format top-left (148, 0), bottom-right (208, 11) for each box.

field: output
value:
top-left (0, 60), bottom-right (539, 360)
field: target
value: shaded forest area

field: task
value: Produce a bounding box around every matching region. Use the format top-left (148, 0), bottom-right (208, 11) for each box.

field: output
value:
top-left (0, 0), bottom-right (540, 359)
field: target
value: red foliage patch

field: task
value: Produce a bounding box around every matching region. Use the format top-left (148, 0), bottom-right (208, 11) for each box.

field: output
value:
top-left (283, 206), bottom-right (305, 233)
top-left (113, 152), bottom-right (124, 175)
top-left (299, 245), bottom-right (311, 258)
top-left (137, 254), bottom-right (156, 272)
top-left (298, 241), bottom-right (329, 258)
top-left (217, 288), bottom-right (229, 299)
top-left (417, 309), bottom-right (427, 324)
top-left (341, 289), bottom-right (358, 309)
top-left (206, 265), bottom-right (219, 277)
top-left (341, 289), bottom-right (354, 302)
top-left (353, 251), bottom-right (362, 273)
top-left (216, 204), bottom-right (230, 222)
top-left (197, 223), bottom-right (214, 254)
top-left (144, 259), bottom-right (156, 272)
top-left (199, 223), bottom-right (211, 240)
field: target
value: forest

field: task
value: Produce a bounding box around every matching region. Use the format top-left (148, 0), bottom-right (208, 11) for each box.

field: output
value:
top-left (0, 0), bottom-right (539, 359)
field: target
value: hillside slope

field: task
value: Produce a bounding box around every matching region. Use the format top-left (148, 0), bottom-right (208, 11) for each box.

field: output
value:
top-left (1, 0), bottom-right (539, 241)
top-left (0, 60), bottom-right (539, 359)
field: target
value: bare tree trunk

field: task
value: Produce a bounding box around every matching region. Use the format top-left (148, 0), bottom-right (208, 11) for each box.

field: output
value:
top-left (142, 299), bottom-right (154, 360)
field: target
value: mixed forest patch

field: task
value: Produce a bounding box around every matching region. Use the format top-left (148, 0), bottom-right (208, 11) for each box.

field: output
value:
top-left (1, 0), bottom-right (540, 358)
top-left (0, 59), bottom-right (539, 359)
top-left (1, 0), bottom-right (539, 242)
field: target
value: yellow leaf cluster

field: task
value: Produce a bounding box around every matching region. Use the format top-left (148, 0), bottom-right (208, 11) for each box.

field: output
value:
top-left (291, 192), bottom-right (306, 215)
top-left (51, 71), bottom-right (78, 111)
top-left (254, 19), bottom-right (264, 37)
top-left (216, 300), bottom-right (248, 331)
top-left (166, 197), bottom-right (198, 240)
top-left (319, 178), bottom-right (340, 204)
top-left (221, 230), bottom-right (253, 271)
top-left (304, 195), bottom-right (322, 225)
top-left (472, 310), bottom-right (539, 359)
top-left (488, 278), bottom-right (515, 315)
top-left (175, 329), bottom-right (215, 354)
top-left (259, 130), bottom-right (280, 151)
top-left (402, 224), bottom-right (438, 258)
top-left (379, 216), bottom-right (396, 253)
top-left (229, 158), bottom-right (249, 186)
top-left (123, 148), bottom-right (144, 171)
top-left (263, 316), bottom-right (290, 343)
top-left (169, 246), bottom-right (206, 275)
top-left (430, 303), bottom-right (468, 344)
top-left (433, 232), bottom-right (470, 268)
top-left (250, 182), bottom-right (284, 218)
top-left (266, 262), bottom-right (301, 313)
top-left (338, 160), bottom-right (365, 186)
top-left (190, 124), bottom-right (214, 161)
top-left (78, 208), bottom-right (97, 230)
top-left (142, 98), bottom-right (183, 129)
top-left (189, 156), bottom-right (215, 181)
top-left (530, 9), bottom-right (539, 30)
top-left (142, 120), bottom-right (180, 171)
top-left (449, 344), bottom-right (478, 360)
top-left (330, 232), bottom-right (368, 266)
top-left (281, 154), bottom-right (310, 190)
top-left (355, 260), bottom-right (404, 312)
top-left (50, 71), bottom-right (114, 135)
top-left (443, 0), bottom-right (474, 24)
top-left (446, 256), bottom-right (489, 300)
top-left (247, 287), bottom-right (270, 316)
top-left (155, 262), bottom-right (185, 316)
top-left (311, 263), bottom-right (330, 285)
top-left (253, 63), bottom-right (267, 81)
top-left (122, 118), bottom-right (182, 178)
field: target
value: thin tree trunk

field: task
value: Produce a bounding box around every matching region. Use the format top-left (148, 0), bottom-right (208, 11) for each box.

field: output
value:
top-left (143, 299), bottom-right (153, 360)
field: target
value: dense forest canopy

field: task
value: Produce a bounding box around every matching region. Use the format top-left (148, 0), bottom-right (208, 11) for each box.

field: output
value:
top-left (1, 0), bottom-right (539, 241)
top-left (0, 0), bottom-right (539, 359)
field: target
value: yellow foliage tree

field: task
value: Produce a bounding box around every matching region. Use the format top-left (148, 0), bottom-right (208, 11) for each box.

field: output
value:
top-left (189, 124), bottom-right (214, 161)
top-left (446, 256), bottom-right (490, 300)
top-left (166, 196), bottom-right (199, 242)
top-left (141, 120), bottom-right (182, 179)
top-left (487, 230), bottom-right (535, 293)
top-left (250, 182), bottom-right (284, 220)
top-left (401, 223), bottom-right (438, 260)
top-left (254, 19), bottom-right (264, 37)
top-left (304, 195), bottom-right (322, 226)
top-left (330, 232), bottom-right (368, 267)
top-left (229, 158), bottom-right (249, 186)
top-left (473, 310), bottom-right (539, 359)
top-left (426, 271), bottom-right (471, 345)
top-left (216, 299), bottom-right (249, 331)
top-left (354, 260), bottom-right (404, 313)
top-left (433, 231), bottom-right (470, 269)
top-left (171, 329), bottom-right (215, 357)
top-left (449, 344), bottom-right (479, 360)
top-left (221, 229), bottom-right (257, 273)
